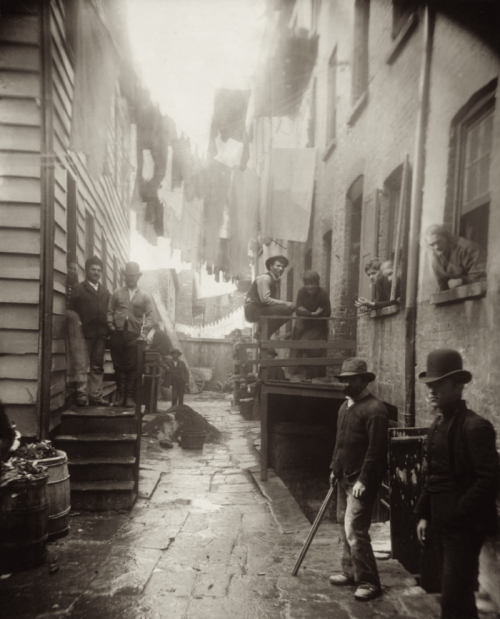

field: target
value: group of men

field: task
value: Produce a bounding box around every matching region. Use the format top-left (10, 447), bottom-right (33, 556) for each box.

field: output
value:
top-left (244, 247), bottom-right (497, 619)
top-left (69, 259), bottom-right (187, 408)
top-left (329, 351), bottom-right (498, 618)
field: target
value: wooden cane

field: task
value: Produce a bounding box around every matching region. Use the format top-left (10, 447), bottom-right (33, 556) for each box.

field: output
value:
top-left (291, 481), bottom-right (337, 576)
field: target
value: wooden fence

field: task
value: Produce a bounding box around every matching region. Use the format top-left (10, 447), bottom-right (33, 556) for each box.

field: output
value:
top-left (177, 337), bottom-right (234, 384)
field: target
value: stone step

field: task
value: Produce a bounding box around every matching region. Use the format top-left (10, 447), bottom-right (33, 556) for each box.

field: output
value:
top-left (70, 481), bottom-right (136, 512)
top-left (68, 456), bottom-right (136, 482)
top-left (55, 434), bottom-right (137, 458)
top-left (61, 409), bottom-right (137, 435)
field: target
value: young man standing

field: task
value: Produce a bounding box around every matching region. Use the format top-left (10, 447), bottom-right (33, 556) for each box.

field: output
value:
top-left (164, 349), bottom-right (189, 406)
top-left (329, 358), bottom-right (388, 602)
top-left (244, 255), bottom-right (295, 338)
top-left (107, 262), bottom-right (154, 407)
top-left (415, 349), bottom-right (499, 619)
top-left (69, 257), bottom-right (111, 406)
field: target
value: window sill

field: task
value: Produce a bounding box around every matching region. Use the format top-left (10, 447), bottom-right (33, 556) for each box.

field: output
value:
top-left (347, 91), bottom-right (368, 127)
top-left (430, 281), bottom-right (487, 305)
top-left (370, 304), bottom-right (400, 319)
top-left (386, 12), bottom-right (419, 65)
top-left (322, 138), bottom-right (337, 162)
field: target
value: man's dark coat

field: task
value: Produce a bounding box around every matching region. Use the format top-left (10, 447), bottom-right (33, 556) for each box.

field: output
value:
top-left (163, 358), bottom-right (189, 387)
top-left (70, 281), bottom-right (110, 338)
top-left (415, 400), bottom-right (499, 534)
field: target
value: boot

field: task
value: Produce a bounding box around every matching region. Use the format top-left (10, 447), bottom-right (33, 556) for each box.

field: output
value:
top-left (124, 376), bottom-right (136, 408)
top-left (114, 372), bottom-right (126, 407)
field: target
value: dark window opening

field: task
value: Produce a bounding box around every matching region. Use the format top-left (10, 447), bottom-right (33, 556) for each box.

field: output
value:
top-left (101, 235), bottom-right (108, 289)
top-left (346, 177), bottom-right (363, 311)
top-left (352, 0), bottom-right (370, 103)
top-left (66, 173), bottom-right (78, 263)
top-left (64, 0), bottom-right (78, 60)
top-left (327, 49), bottom-right (337, 143)
top-left (305, 249), bottom-right (312, 271)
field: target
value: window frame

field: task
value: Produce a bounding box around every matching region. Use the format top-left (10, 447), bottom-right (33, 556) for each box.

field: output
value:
top-left (84, 210), bottom-right (95, 261)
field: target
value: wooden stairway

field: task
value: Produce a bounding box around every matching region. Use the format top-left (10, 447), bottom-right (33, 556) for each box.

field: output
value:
top-left (54, 407), bottom-right (140, 511)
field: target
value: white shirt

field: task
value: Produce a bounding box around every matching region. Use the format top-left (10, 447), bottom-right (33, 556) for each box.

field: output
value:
top-left (87, 280), bottom-right (99, 291)
top-left (127, 286), bottom-right (139, 301)
top-left (346, 387), bottom-right (370, 408)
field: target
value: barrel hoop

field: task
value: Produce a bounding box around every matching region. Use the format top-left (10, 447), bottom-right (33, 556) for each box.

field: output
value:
top-left (3, 502), bottom-right (49, 514)
top-left (48, 505), bottom-right (71, 520)
top-left (47, 474), bottom-right (70, 486)
top-left (2, 533), bottom-right (49, 548)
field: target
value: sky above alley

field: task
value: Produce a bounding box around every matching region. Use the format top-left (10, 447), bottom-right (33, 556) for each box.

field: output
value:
top-left (126, 0), bottom-right (266, 286)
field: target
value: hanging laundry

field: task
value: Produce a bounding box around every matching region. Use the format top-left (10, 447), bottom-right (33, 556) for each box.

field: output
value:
top-left (181, 196), bottom-right (203, 267)
top-left (208, 89), bottom-right (250, 169)
top-left (264, 148), bottom-right (316, 243)
top-left (202, 159), bottom-right (231, 266)
top-left (229, 168), bottom-right (260, 278)
top-left (214, 136), bottom-right (244, 169)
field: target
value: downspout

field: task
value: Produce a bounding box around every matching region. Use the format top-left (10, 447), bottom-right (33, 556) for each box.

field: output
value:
top-left (404, 4), bottom-right (434, 427)
top-left (38, 0), bottom-right (55, 438)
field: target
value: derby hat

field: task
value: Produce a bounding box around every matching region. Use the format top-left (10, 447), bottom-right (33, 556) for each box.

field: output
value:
top-left (418, 349), bottom-right (472, 384)
top-left (169, 349), bottom-right (182, 356)
top-left (124, 261), bottom-right (142, 276)
top-left (338, 357), bottom-right (376, 382)
top-left (265, 255), bottom-right (289, 271)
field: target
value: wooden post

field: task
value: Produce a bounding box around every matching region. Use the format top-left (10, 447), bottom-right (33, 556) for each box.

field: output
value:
top-left (38, 0), bottom-right (55, 439)
top-left (391, 154), bottom-right (409, 301)
top-left (260, 316), bottom-right (268, 481)
top-left (134, 339), bottom-right (146, 495)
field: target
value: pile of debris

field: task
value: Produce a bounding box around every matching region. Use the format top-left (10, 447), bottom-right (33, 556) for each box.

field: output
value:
top-left (13, 440), bottom-right (58, 460)
top-left (143, 404), bottom-right (221, 445)
top-left (0, 458), bottom-right (47, 487)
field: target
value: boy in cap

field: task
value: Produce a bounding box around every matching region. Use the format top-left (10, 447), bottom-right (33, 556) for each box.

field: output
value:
top-left (415, 349), bottom-right (499, 619)
top-left (244, 255), bottom-right (295, 338)
top-left (107, 262), bottom-right (154, 407)
top-left (164, 350), bottom-right (189, 406)
top-left (329, 358), bottom-right (388, 601)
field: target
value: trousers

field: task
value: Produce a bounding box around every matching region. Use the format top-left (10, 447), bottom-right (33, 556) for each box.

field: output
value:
top-left (430, 495), bottom-right (486, 619)
top-left (83, 336), bottom-right (106, 399)
top-left (337, 478), bottom-right (380, 587)
top-left (171, 380), bottom-right (185, 406)
top-left (109, 327), bottom-right (139, 379)
top-left (244, 303), bottom-right (294, 338)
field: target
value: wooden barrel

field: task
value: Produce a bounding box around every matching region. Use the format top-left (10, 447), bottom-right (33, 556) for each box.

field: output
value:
top-left (39, 450), bottom-right (71, 540)
top-left (0, 474), bottom-right (49, 573)
top-left (180, 431), bottom-right (205, 450)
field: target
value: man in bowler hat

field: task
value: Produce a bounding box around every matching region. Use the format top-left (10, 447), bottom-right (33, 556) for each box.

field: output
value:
top-left (415, 349), bottom-right (499, 619)
top-left (244, 255), bottom-right (295, 338)
top-left (329, 358), bottom-right (388, 601)
top-left (163, 349), bottom-right (189, 406)
top-left (107, 262), bottom-right (154, 407)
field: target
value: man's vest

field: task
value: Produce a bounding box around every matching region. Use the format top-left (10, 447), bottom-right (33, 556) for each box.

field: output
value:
top-left (245, 273), bottom-right (278, 306)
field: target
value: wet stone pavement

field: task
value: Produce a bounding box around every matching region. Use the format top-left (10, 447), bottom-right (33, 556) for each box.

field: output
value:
top-left (2, 395), bottom-right (499, 619)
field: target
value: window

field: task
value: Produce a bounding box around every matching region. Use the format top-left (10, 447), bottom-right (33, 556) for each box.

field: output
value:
top-left (101, 235), bottom-right (108, 288)
top-left (327, 49), bottom-right (337, 145)
top-left (323, 230), bottom-right (332, 296)
top-left (456, 97), bottom-right (494, 252)
top-left (85, 210), bottom-right (95, 260)
top-left (346, 177), bottom-right (363, 312)
top-left (66, 173), bottom-right (77, 263)
top-left (352, 0), bottom-right (370, 104)
top-left (64, 0), bottom-right (78, 60)
top-left (384, 165), bottom-right (403, 261)
top-left (392, 0), bottom-right (417, 38)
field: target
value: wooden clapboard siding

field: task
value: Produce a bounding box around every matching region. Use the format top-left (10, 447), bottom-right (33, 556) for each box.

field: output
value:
top-left (54, 222), bottom-right (66, 250)
top-left (52, 290), bottom-right (66, 315)
top-left (0, 177), bottom-right (41, 203)
top-left (0, 254), bottom-right (40, 279)
top-left (50, 370), bottom-right (65, 395)
top-left (0, 204), bottom-right (40, 229)
top-left (0, 304), bottom-right (39, 330)
top-left (0, 330), bottom-right (39, 354)
top-left (4, 404), bottom-right (38, 437)
top-left (0, 71), bottom-right (39, 98)
top-left (0, 354), bottom-right (38, 380)
top-left (0, 13), bottom-right (39, 45)
top-left (0, 125), bottom-right (41, 151)
top-left (52, 339), bottom-right (65, 354)
top-left (54, 246), bottom-right (67, 274)
top-left (0, 43), bottom-right (40, 72)
top-left (0, 279), bottom-right (39, 303)
top-left (0, 153), bottom-right (40, 178)
top-left (0, 228), bottom-right (41, 253)
top-left (0, 99), bottom-right (40, 126)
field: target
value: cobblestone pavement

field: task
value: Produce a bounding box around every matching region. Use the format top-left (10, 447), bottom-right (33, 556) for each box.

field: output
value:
top-left (2, 396), bottom-right (499, 619)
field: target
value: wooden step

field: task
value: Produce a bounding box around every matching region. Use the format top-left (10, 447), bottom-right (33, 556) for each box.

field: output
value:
top-left (70, 481), bottom-right (136, 511)
top-left (60, 409), bottom-right (137, 435)
top-left (55, 434), bottom-right (137, 458)
top-left (68, 456), bottom-right (136, 482)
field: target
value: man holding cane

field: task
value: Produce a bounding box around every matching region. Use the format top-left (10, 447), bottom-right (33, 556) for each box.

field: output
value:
top-left (329, 358), bottom-right (389, 601)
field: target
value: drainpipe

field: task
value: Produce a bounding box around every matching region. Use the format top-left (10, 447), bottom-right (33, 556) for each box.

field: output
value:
top-left (404, 4), bottom-right (434, 427)
top-left (38, 0), bottom-right (55, 438)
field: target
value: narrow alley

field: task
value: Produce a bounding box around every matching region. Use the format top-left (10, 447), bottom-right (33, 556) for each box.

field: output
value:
top-left (1, 395), bottom-right (480, 619)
